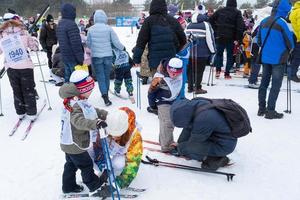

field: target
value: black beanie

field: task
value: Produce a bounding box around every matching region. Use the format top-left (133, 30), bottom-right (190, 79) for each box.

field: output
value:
top-left (46, 14), bottom-right (54, 22)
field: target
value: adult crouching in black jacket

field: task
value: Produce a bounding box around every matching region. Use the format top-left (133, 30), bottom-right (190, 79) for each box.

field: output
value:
top-left (133, 0), bottom-right (186, 79)
top-left (170, 98), bottom-right (237, 171)
top-left (209, 0), bottom-right (245, 79)
top-left (56, 3), bottom-right (84, 82)
top-left (39, 14), bottom-right (57, 71)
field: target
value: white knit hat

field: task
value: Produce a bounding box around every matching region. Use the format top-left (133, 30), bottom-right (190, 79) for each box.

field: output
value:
top-left (3, 13), bottom-right (16, 21)
top-left (106, 110), bottom-right (129, 137)
top-left (168, 58), bottom-right (183, 69)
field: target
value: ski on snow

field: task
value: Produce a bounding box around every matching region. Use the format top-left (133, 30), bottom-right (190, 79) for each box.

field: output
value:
top-left (62, 187), bottom-right (145, 199)
top-left (62, 193), bottom-right (138, 199)
top-left (9, 116), bottom-right (26, 136)
top-left (21, 100), bottom-right (47, 140)
top-left (142, 155), bottom-right (235, 181)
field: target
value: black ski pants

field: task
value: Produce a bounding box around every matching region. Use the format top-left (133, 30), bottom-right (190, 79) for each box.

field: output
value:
top-left (7, 68), bottom-right (37, 116)
top-left (62, 152), bottom-right (102, 192)
top-left (187, 57), bottom-right (208, 90)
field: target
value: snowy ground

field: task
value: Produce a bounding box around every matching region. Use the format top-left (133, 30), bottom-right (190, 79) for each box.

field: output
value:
top-left (1, 26), bottom-right (300, 200)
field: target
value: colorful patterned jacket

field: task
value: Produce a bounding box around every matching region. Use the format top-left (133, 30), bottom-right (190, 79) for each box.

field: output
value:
top-left (93, 107), bottom-right (143, 188)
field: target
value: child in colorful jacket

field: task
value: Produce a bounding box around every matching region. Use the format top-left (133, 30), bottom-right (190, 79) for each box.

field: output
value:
top-left (0, 18), bottom-right (39, 120)
top-left (112, 48), bottom-right (134, 99)
top-left (93, 107), bottom-right (143, 189)
top-left (242, 27), bottom-right (253, 77)
top-left (147, 57), bottom-right (183, 152)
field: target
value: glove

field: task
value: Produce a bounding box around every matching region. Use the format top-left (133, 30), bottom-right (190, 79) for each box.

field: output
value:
top-left (42, 49), bottom-right (47, 52)
top-left (169, 145), bottom-right (180, 157)
top-left (96, 120), bottom-right (107, 129)
top-left (123, 46), bottom-right (126, 51)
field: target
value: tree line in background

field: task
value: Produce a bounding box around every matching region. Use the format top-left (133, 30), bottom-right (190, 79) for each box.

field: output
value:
top-left (0, 0), bottom-right (137, 19)
top-left (1, 0), bottom-right (299, 19)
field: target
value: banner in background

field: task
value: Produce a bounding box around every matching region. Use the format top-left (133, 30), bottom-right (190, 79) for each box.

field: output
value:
top-left (116, 16), bottom-right (139, 27)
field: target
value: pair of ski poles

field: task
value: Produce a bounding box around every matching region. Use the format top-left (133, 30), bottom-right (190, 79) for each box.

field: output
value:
top-left (98, 128), bottom-right (121, 200)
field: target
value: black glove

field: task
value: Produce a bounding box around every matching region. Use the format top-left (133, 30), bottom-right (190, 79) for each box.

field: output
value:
top-left (96, 120), bottom-right (107, 129)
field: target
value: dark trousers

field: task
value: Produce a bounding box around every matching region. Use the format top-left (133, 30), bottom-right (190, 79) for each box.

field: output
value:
top-left (258, 64), bottom-right (284, 111)
top-left (46, 47), bottom-right (53, 69)
top-left (248, 62), bottom-right (261, 84)
top-left (62, 152), bottom-right (101, 192)
top-left (7, 68), bottom-right (37, 115)
top-left (214, 42), bottom-right (234, 74)
top-left (187, 57), bottom-right (207, 90)
top-left (287, 42), bottom-right (300, 79)
top-left (63, 62), bottom-right (77, 83)
top-left (114, 66), bottom-right (133, 94)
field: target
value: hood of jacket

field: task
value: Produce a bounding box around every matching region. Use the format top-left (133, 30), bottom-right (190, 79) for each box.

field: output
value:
top-left (170, 98), bottom-right (208, 128)
top-left (271, 0), bottom-right (292, 18)
top-left (61, 3), bottom-right (76, 20)
top-left (191, 13), bottom-right (208, 23)
top-left (150, 0), bottom-right (167, 15)
top-left (94, 10), bottom-right (108, 24)
top-left (59, 83), bottom-right (80, 99)
top-left (226, 0), bottom-right (237, 8)
top-left (293, 1), bottom-right (300, 10)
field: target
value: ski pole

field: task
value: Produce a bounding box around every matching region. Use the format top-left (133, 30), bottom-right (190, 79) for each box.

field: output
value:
top-left (0, 79), bottom-right (3, 116)
top-left (99, 129), bottom-right (121, 200)
top-left (142, 155), bottom-right (235, 181)
top-left (36, 51), bottom-right (52, 110)
top-left (207, 66), bottom-right (212, 86)
top-left (284, 78), bottom-right (292, 114)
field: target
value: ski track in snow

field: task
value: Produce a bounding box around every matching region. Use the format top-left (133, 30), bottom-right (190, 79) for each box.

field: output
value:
top-left (1, 25), bottom-right (300, 200)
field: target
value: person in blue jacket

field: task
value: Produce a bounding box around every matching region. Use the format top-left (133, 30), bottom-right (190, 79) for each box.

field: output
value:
top-left (56, 3), bottom-right (84, 82)
top-left (257, 0), bottom-right (294, 119)
top-left (170, 98), bottom-right (237, 171)
top-left (87, 10), bottom-right (124, 106)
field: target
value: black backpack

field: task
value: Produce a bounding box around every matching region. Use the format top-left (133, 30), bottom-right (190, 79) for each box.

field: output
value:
top-left (193, 97), bottom-right (252, 138)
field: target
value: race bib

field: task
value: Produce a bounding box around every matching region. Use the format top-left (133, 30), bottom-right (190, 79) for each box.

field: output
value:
top-left (0, 34), bottom-right (29, 65)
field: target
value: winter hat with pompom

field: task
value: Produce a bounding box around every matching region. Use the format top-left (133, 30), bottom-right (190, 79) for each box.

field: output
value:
top-left (197, 4), bottom-right (206, 15)
top-left (69, 70), bottom-right (95, 94)
top-left (106, 110), bottom-right (129, 137)
top-left (168, 4), bottom-right (179, 16)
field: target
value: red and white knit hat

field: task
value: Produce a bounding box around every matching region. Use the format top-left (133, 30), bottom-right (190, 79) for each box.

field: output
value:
top-left (167, 57), bottom-right (183, 77)
top-left (69, 70), bottom-right (95, 94)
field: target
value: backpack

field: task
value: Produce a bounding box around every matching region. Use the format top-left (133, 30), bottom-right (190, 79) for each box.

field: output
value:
top-left (193, 97), bottom-right (252, 138)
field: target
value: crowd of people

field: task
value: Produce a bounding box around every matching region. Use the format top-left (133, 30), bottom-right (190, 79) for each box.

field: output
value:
top-left (0, 0), bottom-right (299, 196)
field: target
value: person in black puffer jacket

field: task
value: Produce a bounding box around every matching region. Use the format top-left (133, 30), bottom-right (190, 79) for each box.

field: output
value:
top-left (39, 14), bottom-right (57, 71)
top-left (209, 0), bottom-right (245, 79)
top-left (133, 0), bottom-right (186, 76)
top-left (56, 3), bottom-right (84, 82)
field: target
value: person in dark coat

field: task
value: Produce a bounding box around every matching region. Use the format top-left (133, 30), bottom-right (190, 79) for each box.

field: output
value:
top-left (209, 0), bottom-right (245, 79)
top-left (39, 14), bottom-right (57, 71)
top-left (185, 5), bottom-right (216, 94)
top-left (133, 0), bottom-right (186, 79)
top-left (56, 3), bottom-right (84, 82)
top-left (170, 98), bottom-right (237, 171)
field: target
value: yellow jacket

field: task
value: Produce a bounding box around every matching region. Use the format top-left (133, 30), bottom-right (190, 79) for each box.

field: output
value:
top-left (290, 2), bottom-right (300, 42)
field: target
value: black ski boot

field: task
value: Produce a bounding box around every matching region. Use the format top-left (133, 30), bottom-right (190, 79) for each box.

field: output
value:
top-left (201, 156), bottom-right (230, 171)
top-left (257, 108), bottom-right (266, 116)
top-left (264, 110), bottom-right (284, 119)
top-left (102, 94), bottom-right (112, 106)
top-left (141, 76), bottom-right (148, 85)
top-left (147, 106), bottom-right (158, 115)
top-left (63, 184), bottom-right (84, 194)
